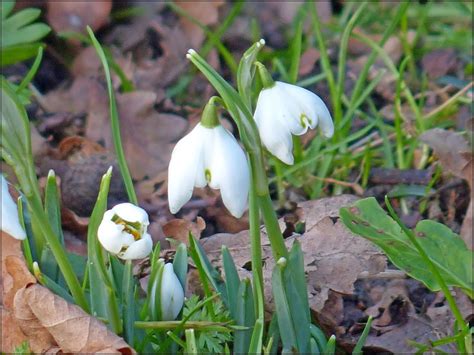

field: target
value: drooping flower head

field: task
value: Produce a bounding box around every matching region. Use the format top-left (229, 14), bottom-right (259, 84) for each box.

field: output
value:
top-left (254, 63), bottom-right (334, 165)
top-left (168, 97), bottom-right (250, 218)
top-left (98, 202), bottom-right (153, 260)
top-left (1, 174), bottom-right (26, 240)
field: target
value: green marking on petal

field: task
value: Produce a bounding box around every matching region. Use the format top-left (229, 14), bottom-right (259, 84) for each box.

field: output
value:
top-left (205, 168), bottom-right (212, 183)
top-left (111, 214), bottom-right (142, 240)
top-left (300, 113), bottom-right (312, 128)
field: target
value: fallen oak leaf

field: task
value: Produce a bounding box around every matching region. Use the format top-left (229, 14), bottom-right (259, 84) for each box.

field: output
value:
top-left (14, 283), bottom-right (135, 354)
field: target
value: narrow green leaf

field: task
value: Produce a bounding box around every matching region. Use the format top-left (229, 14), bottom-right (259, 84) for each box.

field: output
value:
top-left (340, 197), bottom-right (473, 297)
top-left (288, 20), bottom-right (303, 84)
top-left (266, 314), bottom-right (280, 355)
top-left (3, 8), bottom-right (41, 31)
top-left (272, 261), bottom-right (297, 351)
top-left (310, 324), bottom-right (328, 352)
top-left (189, 235), bottom-right (228, 305)
top-left (310, 338), bottom-right (320, 354)
top-left (173, 243), bottom-right (188, 291)
top-left (387, 184), bottom-right (434, 198)
top-left (233, 279), bottom-right (255, 353)
top-left (285, 241), bottom-right (311, 352)
top-left (222, 245), bottom-right (240, 318)
top-left (122, 260), bottom-right (135, 344)
top-left (87, 167), bottom-right (121, 332)
top-left (236, 38), bottom-right (265, 108)
top-left (248, 318), bottom-right (264, 354)
top-left (352, 316), bottom-right (373, 354)
top-left (16, 46), bottom-right (43, 93)
top-left (2, 23), bottom-right (50, 47)
top-left (1, 43), bottom-right (43, 66)
top-left (87, 27), bottom-right (137, 205)
top-left (33, 263), bottom-right (74, 304)
top-left (1, 1), bottom-right (15, 19)
top-left (44, 170), bottom-right (63, 245)
top-left (324, 335), bottom-right (336, 354)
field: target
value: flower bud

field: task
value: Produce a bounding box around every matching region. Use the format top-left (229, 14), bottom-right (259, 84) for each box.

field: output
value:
top-left (159, 263), bottom-right (185, 321)
top-left (98, 203), bottom-right (152, 260)
top-left (148, 260), bottom-right (185, 321)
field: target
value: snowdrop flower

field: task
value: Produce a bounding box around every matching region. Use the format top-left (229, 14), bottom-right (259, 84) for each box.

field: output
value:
top-left (159, 263), bottom-right (185, 320)
top-left (254, 63), bottom-right (334, 165)
top-left (168, 97), bottom-right (250, 218)
top-left (98, 202), bottom-right (153, 260)
top-left (1, 174), bottom-right (26, 240)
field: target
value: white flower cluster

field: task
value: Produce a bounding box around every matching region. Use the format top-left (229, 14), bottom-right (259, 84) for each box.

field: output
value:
top-left (167, 64), bottom-right (333, 217)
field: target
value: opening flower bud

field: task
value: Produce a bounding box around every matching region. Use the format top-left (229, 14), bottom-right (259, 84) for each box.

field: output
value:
top-left (98, 203), bottom-right (153, 260)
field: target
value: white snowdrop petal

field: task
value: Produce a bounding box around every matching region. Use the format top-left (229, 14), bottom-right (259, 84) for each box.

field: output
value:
top-left (112, 203), bottom-right (149, 225)
top-left (97, 220), bottom-right (125, 254)
top-left (281, 81), bottom-right (333, 136)
top-left (1, 175), bottom-right (26, 240)
top-left (209, 126), bottom-right (250, 218)
top-left (168, 126), bottom-right (203, 214)
top-left (255, 95), bottom-right (294, 164)
top-left (160, 263), bottom-right (185, 321)
top-left (272, 82), bottom-right (312, 136)
top-left (120, 233), bottom-right (153, 260)
top-left (194, 124), bottom-right (214, 188)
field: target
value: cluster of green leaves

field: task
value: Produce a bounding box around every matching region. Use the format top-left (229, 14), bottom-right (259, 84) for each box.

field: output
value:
top-left (341, 197), bottom-right (473, 353)
top-left (1, 0), bottom-right (50, 66)
top-left (182, 295), bottom-right (233, 353)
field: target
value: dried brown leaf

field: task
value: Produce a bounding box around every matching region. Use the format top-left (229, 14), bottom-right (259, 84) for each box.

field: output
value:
top-left (420, 128), bottom-right (473, 248)
top-left (175, 1), bottom-right (224, 48)
top-left (200, 195), bottom-right (386, 313)
top-left (14, 284), bottom-right (135, 354)
top-left (422, 49), bottom-right (459, 79)
top-left (46, 1), bottom-right (112, 35)
top-left (163, 217), bottom-right (206, 245)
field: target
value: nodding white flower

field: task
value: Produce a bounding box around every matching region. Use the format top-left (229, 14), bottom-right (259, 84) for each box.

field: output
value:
top-left (254, 68), bottom-right (334, 165)
top-left (160, 263), bottom-right (185, 321)
top-left (168, 98), bottom-right (250, 218)
top-left (98, 203), bottom-right (153, 260)
top-left (1, 175), bottom-right (26, 240)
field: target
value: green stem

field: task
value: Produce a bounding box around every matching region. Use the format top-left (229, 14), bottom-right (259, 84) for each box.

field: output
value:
top-left (258, 194), bottom-right (289, 260)
top-left (385, 196), bottom-right (468, 353)
top-left (122, 259), bottom-right (135, 344)
top-left (248, 164), bottom-right (263, 313)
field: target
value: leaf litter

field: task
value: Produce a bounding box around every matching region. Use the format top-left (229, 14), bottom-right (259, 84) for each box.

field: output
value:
top-left (2, 1), bottom-right (473, 353)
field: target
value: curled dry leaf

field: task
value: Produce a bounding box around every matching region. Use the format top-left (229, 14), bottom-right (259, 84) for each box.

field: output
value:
top-left (1, 234), bottom-right (36, 353)
top-left (163, 217), bottom-right (206, 245)
top-left (14, 283), bottom-right (135, 354)
top-left (1, 235), bottom-right (133, 353)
